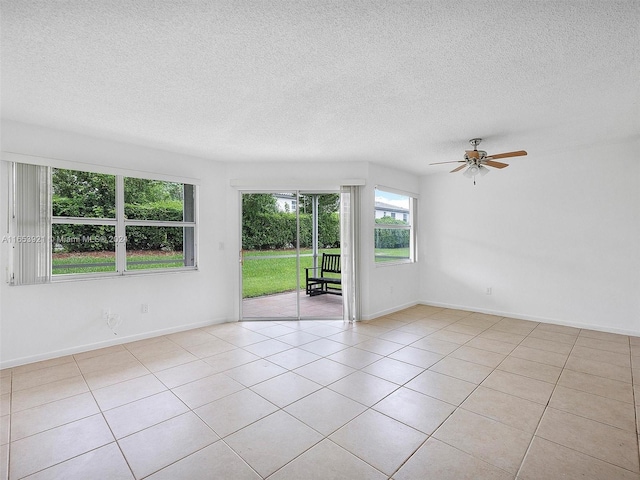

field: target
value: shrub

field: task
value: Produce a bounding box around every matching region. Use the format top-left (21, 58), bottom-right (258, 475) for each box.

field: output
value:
top-left (242, 212), bottom-right (340, 250)
top-left (53, 199), bottom-right (184, 252)
top-left (375, 217), bottom-right (410, 248)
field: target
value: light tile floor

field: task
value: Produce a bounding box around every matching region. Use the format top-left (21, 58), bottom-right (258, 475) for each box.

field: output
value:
top-left (2, 305), bottom-right (640, 479)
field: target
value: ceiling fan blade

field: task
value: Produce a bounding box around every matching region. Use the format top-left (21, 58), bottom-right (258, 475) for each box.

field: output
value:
top-left (430, 161), bottom-right (465, 165)
top-left (486, 150), bottom-right (527, 160)
top-left (450, 164), bottom-right (467, 173)
top-left (484, 160), bottom-right (509, 169)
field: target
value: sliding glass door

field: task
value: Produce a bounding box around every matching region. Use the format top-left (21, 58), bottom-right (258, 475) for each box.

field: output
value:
top-left (240, 191), bottom-right (343, 320)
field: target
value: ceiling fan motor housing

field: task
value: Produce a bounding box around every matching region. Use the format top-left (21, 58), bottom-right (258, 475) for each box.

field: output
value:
top-left (464, 150), bottom-right (487, 166)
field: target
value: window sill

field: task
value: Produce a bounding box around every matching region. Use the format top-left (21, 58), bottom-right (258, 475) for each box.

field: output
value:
top-left (374, 259), bottom-right (415, 267)
top-left (49, 267), bottom-right (198, 283)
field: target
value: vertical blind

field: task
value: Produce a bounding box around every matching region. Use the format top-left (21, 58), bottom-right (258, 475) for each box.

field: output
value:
top-left (11, 163), bottom-right (51, 285)
top-left (340, 185), bottom-right (360, 322)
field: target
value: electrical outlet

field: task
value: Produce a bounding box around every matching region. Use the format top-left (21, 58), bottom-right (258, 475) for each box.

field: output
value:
top-left (141, 304), bottom-right (149, 314)
top-left (486, 287), bottom-right (492, 295)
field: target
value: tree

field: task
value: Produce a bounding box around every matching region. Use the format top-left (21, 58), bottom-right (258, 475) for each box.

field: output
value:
top-left (52, 169), bottom-right (186, 252)
top-left (52, 169), bottom-right (185, 217)
top-left (52, 169), bottom-right (116, 217)
top-left (124, 178), bottom-right (183, 204)
top-left (241, 193), bottom-right (340, 250)
top-left (242, 194), bottom-right (278, 217)
top-left (300, 193), bottom-right (339, 217)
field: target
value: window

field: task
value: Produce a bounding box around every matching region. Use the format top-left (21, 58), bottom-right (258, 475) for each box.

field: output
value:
top-left (374, 188), bottom-right (416, 264)
top-left (52, 169), bottom-right (117, 275)
top-left (9, 162), bottom-right (197, 284)
top-left (122, 177), bottom-right (196, 272)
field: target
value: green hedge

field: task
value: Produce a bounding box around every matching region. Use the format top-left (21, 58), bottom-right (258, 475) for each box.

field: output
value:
top-left (242, 212), bottom-right (340, 250)
top-left (53, 197), bottom-right (342, 253)
top-left (52, 199), bottom-right (184, 252)
top-left (52, 197), bottom-right (115, 219)
top-left (374, 217), bottom-right (410, 248)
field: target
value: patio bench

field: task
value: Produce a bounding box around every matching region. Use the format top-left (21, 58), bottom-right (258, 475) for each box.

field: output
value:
top-left (305, 253), bottom-right (342, 296)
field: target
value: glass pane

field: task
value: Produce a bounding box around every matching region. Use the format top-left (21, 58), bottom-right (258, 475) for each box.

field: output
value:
top-left (241, 193), bottom-right (298, 318)
top-left (299, 193), bottom-right (342, 319)
top-left (374, 227), bottom-right (410, 262)
top-left (52, 224), bottom-right (116, 274)
top-left (375, 188), bottom-right (412, 263)
top-left (124, 178), bottom-right (192, 222)
top-left (374, 189), bottom-right (411, 224)
top-left (126, 226), bottom-right (191, 270)
top-left (52, 168), bottom-right (116, 218)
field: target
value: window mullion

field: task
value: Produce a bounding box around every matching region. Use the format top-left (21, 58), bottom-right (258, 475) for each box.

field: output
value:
top-left (115, 175), bottom-right (126, 273)
top-left (124, 220), bottom-right (196, 228)
top-left (375, 224), bottom-right (411, 230)
top-left (52, 217), bottom-right (116, 225)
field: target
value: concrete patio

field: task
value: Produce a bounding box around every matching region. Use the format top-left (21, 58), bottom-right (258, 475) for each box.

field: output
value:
top-left (242, 290), bottom-right (343, 319)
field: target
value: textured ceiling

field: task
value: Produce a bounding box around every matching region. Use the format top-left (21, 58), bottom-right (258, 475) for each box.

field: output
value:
top-left (1, 1), bottom-right (639, 174)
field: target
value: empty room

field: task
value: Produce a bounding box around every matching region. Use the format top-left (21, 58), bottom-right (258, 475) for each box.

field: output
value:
top-left (1, 1), bottom-right (639, 479)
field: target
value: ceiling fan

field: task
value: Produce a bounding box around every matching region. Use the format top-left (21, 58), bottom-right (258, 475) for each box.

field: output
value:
top-left (430, 138), bottom-right (527, 184)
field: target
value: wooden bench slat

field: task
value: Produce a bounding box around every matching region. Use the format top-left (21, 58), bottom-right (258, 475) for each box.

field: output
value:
top-left (305, 253), bottom-right (342, 296)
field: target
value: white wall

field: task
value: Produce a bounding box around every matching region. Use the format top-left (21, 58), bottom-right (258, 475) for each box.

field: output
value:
top-left (0, 126), bottom-right (425, 366)
top-left (225, 159), bottom-right (371, 321)
top-left (362, 163), bottom-right (421, 319)
top-left (225, 161), bottom-right (422, 320)
top-left (420, 139), bottom-right (640, 335)
top-left (0, 121), bottom-right (232, 367)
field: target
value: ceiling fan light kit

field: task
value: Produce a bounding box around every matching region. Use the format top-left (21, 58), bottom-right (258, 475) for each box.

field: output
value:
top-left (431, 138), bottom-right (527, 185)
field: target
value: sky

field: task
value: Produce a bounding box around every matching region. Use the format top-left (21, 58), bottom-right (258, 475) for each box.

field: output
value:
top-left (375, 189), bottom-right (410, 209)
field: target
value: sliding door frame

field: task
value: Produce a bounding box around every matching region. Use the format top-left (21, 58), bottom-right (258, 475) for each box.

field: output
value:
top-left (239, 189), bottom-right (343, 321)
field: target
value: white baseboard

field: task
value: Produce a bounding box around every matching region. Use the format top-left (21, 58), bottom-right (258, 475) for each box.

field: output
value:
top-left (361, 300), bottom-right (420, 321)
top-left (419, 299), bottom-right (640, 337)
top-left (1, 316), bottom-right (231, 369)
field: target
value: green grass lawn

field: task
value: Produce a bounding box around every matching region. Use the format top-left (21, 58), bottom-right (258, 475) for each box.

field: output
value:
top-left (242, 248), bottom-right (340, 298)
top-left (52, 252), bottom-right (184, 275)
top-left (374, 247), bottom-right (410, 262)
top-left (127, 253), bottom-right (185, 270)
top-left (53, 247), bottom-right (403, 294)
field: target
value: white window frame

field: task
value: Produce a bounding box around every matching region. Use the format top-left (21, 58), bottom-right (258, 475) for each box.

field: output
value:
top-left (374, 186), bottom-right (417, 266)
top-left (52, 172), bottom-right (198, 280)
top-left (5, 155), bottom-right (199, 284)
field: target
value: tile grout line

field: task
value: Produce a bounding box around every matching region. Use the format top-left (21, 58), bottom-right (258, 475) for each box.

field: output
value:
top-left (163, 322), bottom-right (350, 479)
top-left (7, 318), bottom-right (366, 479)
top-left (371, 314), bottom-right (531, 478)
top-left (630, 335), bottom-right (640, 475)
top-left (213, 316), bottom-right (428, 479)
top-left (6, 310), bottom-right (639, 479)
top-left (124, 336), bottom-right (258, 479)
top-left (418, 317), bottom-right (535, 478)
top-left (207, 321), bottom-right (374, 479)
top-left (9, 354), bottom-right (134, 480)
top-left (512, 328), bottom-right (640, 477)
top-left (120, 335), bottom-right (255, 479)
top-left (513, 326), bottom-right (579, 479)
top-left (78, 354), bottom-right (138, 480)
